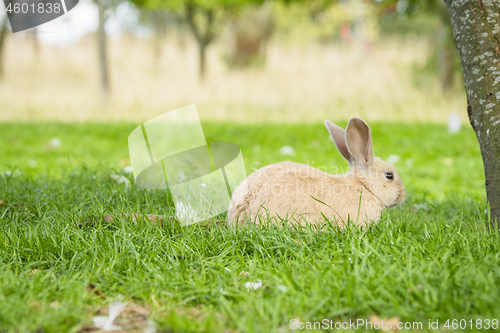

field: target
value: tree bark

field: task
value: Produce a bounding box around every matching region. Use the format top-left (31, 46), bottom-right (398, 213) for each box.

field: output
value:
top-left (96, 0), bottom-right (110, 96)
top-left (444, 0), bottom-right (500, 228)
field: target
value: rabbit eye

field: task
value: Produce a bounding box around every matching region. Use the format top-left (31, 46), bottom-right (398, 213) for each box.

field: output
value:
top-left (385, 172), bottom-right (394, 180)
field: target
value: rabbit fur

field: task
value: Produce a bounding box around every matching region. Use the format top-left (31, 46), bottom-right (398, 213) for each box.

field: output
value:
top-left (227, 117), bottom-right (406, 228)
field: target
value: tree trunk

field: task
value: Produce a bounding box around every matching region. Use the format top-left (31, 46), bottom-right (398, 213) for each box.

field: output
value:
top-left (96, 0), bottom-right (110, 96)
top-left (444, 0), bottom-right (500, 228)
top-left (226, 3), bottom-right (274, 68)
top-left (199, 42), bottom-right (206, 79)
top-left (185, 1), bottom-right (214, 80)
top-left (153, 11), bottom-right (167, 66)
top-left (176, 19), bottom-right (187, 51)
top-left (0, 16), bottom-right (9, 78)
top-left (32, 27), bottom-right (39, 60)
top-left (437, 0), bottom-right (455, 92)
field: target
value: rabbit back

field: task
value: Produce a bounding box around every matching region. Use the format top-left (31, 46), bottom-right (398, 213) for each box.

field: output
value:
top-left (228, 161), bottom-right (384, 227)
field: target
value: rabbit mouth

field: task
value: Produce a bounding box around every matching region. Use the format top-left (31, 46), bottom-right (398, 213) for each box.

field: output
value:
top-left (384, 190), bottom-right (406, 209)
top-left (394, 190), bottom-right (406, 206)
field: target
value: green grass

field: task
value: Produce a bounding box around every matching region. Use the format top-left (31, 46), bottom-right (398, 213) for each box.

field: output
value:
top-left (0, 121), bottom-right (485, 201)
top-left (1, 122), bottom-right (498, 333)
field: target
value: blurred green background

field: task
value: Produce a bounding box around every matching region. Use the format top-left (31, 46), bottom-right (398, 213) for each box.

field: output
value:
top-left (1, 1), bottom-right (496, 332)
top-left (0, 122), bottom-right (485, 203)
top-left (0, 0), bottom-right (478, 201)
top-left (0, 0), bottom-right (465, 123)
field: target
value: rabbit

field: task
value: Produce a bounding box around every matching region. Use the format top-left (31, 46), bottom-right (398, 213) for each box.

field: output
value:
top-left (227, 117), bottom-right (406, 228)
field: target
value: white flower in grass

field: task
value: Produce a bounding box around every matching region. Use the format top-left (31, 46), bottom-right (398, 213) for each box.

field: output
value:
top-left (280, 145), bottom-right (295, 156)
top-left (413, 203), bottom-right (428, 212)
top-left (2, 170), bottom-right (21, 177)
top-left (244, 280), bottom-right (263, 291)
top-left (50, 138), bottom-right (62, 147)
top-left (175, 201), bottom-right (195, 219)
top-left (442, 157), bottom-right (454, 166)
top-left (144, 320), bottom-right (156, 333)
top-left (277, 284), bottom-right (287, 292)
top-left (92, 300), bottom-right (126, 331)
top-left (122, 166), bottom-right (134, 174)
top-left (110, 174), bottom-right (130, 187)
top-left (448, 112), bottom-right (462, 133)
top-left (386, 155), bottom-right (400, 165)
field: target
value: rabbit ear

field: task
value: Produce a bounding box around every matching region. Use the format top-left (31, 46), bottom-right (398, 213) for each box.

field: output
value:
top-left (345, 117), bottom-right (374, 165)
top-left (324, 120), bottom-right (352, 163)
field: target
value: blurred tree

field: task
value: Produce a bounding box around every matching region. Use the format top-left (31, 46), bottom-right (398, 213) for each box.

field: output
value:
top-left (278, 0), bottom-right (380, 47)
top-left (435, 0), bottom-right (454, 92)
top-left (184, 0), bottom-right (216, 78)
top-left (151, 10), bottom-right (168, 61)
top-left (444, 0), bottom-right (500, 228)
top-left (131, 0), bottom-right (265, 79)
top-left (225, 2), bottom-right (274, 67)
top-left (0, 15), bottom-right (8, 79)
top-left (30, 27), bottom-right (39, 60)
top-left (376, 0), bottom-right (459, 92)
top-left (95, 0), bottom-right (111, 97)
top-left (272, 1), bottom-right (345, 44)
top-left (137, 9), bottom-right (173, 67)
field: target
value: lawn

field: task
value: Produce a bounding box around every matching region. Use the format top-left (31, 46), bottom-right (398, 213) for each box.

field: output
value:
top-left (1, 121), bottom-right (499, 333)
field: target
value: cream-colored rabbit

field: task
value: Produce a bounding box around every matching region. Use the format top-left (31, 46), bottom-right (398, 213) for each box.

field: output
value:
top-left (228, 117), bottom-right (406, 228)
